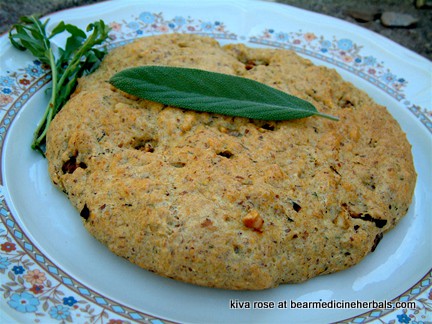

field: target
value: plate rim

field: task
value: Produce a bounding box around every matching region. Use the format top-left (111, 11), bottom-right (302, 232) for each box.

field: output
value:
top-left (0, 0), bottom-right (431, 323)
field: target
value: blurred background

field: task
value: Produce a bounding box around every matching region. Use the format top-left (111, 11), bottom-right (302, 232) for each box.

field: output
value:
top-left (0, 0), bottom-right (431, 60)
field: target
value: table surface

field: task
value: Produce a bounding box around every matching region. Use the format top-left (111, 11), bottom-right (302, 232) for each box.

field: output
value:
top-left (0, 0), bottom-right (431, 60)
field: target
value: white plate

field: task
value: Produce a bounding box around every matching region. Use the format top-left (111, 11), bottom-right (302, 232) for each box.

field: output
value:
top-left (0, 0), bottom-right (431, 323)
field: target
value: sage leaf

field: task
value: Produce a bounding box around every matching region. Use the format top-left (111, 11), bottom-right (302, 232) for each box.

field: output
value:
top-left (109, 66), bottom-right (339, 121)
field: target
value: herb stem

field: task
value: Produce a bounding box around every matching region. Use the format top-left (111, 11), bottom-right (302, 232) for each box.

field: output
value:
top-left (314, 112), bottom-right (340, 121)
top-left (32, 45), bottom-right (58, 150)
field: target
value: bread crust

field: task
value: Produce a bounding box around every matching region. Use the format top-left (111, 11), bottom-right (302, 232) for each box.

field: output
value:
top-left (46, 34), bottom-right (416, 290)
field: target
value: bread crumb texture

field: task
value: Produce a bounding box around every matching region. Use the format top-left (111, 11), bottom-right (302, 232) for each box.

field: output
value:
top-left (46, 34), bottom-right (416, 290)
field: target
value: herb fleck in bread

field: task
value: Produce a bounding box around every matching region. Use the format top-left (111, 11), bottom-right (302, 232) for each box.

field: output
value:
top-left (46, 34), bottom-right (416, 290)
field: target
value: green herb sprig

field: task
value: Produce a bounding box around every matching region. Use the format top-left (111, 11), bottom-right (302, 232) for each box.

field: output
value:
top-left (9, 15), bottom-right (110, 154)
top-left (109, 66), bottom-right (339, 122)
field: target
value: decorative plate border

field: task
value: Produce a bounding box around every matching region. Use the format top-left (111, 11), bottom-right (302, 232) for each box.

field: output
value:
top-left (0, 8), bottom-right (431, 324)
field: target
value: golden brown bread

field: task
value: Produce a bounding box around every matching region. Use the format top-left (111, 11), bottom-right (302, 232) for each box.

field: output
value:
top-left (46, 34), bottom-right (416, 290)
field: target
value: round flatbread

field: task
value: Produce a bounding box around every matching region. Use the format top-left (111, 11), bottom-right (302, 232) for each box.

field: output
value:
top-left (46, 34), bottom-right (416, 290)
